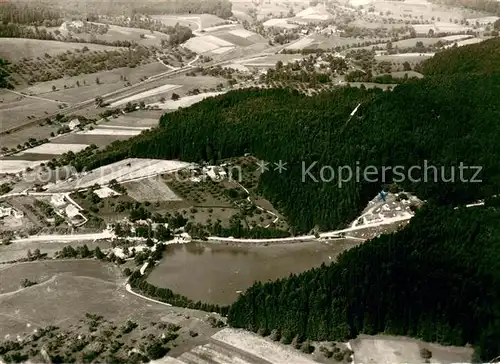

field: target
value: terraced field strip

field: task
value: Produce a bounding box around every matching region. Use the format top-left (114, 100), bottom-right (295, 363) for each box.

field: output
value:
top-left (78, 128), bottom-right (143, 136)
top-left (0, 159), bottom-right (49, 174)
top-left (16, 143), bottom-right (89, 155)
top-left (212, 328), bottom-right (317, 364)
top-left (46, 158), bottom-right (192, 192)
top-left (108, 84), bottom-right (183, 107)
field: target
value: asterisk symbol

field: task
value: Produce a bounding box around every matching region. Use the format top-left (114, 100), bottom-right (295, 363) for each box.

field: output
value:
top-left (274, 160), bottom-right (287, 173)
top-left (256, 160), bottom-right (269, 173)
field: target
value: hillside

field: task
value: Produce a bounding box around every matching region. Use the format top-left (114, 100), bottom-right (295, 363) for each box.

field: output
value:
top-left (420, 37), bottom-right (500, 75)
top-left (227, 203), bottom-right (500, 361)
top-left (7, 0), bottom-right (233, 19)
top-left (67, 72), bottom-right (500, 233)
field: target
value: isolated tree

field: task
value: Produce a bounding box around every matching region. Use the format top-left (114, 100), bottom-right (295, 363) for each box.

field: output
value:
top-left (95, 96), bottom-right (103, 107)
top-left (94, 246), bottom-right (104, 260)
top-left (95, 77), bottom-right (100, 85)
top-left (52, 85), bottom-right (56, 91)
top-left (171, 93), bottom-right (180, 101)
top-left (495, 19), bottom-right (500, 30)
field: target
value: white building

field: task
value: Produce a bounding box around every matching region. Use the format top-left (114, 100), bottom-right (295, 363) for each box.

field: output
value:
top-left (0, 206), bottom-right (24, 218)
top-left (0, 207), bottom-right (12, 218)
top-left (204, 166), bottom-right (227, 181)
top-left (68, 118), bottom-right (81, 131)
top-left (65, 204), bottom-right (80, 219)
top-left (51, 194), bottom-right (66, 208)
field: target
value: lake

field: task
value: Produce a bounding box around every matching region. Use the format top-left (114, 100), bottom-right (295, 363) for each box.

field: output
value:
top-left (146, 240), bottom-right (360, 305)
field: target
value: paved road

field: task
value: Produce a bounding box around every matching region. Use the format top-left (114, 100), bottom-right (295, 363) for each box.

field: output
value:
top-left (207, 214), bottom-right (413, 244)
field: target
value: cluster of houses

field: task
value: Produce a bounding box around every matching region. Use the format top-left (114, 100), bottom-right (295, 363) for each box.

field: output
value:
top-left (0, 205), bottom-right (24, 219)
top-left (50, 194), bottom-right (87, 227)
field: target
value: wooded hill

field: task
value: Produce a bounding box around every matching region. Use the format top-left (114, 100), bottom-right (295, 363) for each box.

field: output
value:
top-left (420, 37), bottom-right (500, 75)
top-left (228, 203), bottom-right (500, 361)
top-left (69, 38), bottom-right (500, 233)
top-left (9, 0), bottom-right (233, 19)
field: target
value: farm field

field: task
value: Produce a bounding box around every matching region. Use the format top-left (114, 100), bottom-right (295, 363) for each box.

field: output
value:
top-left (152, 14), bottom-right (228, 30)
top-left (103, 114), bottom-right (160, 128)
top-left (103, 74), bottom-right (226, 107)
top-left (0, 93), bottom-right (62, 132)
top-left (375, 53), bottom-right (434, 64)
top-left (0, 38), bottom-right (122, 62)
top-left (212, 328), bottom-right (317, 364)
top-left (108, 84), bottom-right (182, 107)
top-left (256, 0), bottom-right (309, 19)
top-left (22, 62), bottom-right (168, 102)
top-left (239, 53), bottom-right (303, 67)
top-left (370, 0), bottom-right (467, 21)
top-left (391, 37), bottom-right (444, 48)
top-left (123, 176), bottom-right (182, 202)
top-left (294, 5), bottom-right (333, 21)
top-left (349, 334), bottom-right (473, 364)
top-left (46, 158), bottom-right (192, 192)
top-left (149, 91), bottom-right (225, 110)
top-left (295, 34), bottom-right (388, 50)
top-left (16, 143), bottom-right (89, 156)
top-left (183, 26), bottom-right (266, 55)
top-left (0, 159), bottom-right (49, 174)
top-left (147, 240), bottom-right (358, 305)
top-left (79, 127), bottom-right (144, 136)
top-left (49, 133), bottom-right (133, 147)
top-left (263, 18), bottom-right (299, 29)
top-left (444, 37), bottom-right (484, 48)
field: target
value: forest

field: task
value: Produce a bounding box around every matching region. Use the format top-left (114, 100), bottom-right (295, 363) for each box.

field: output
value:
top-left (419, 37), bottom-right (500, 75)
top-left (67, 39), bottom-right (500, 233)
top-left (20, 0), bottom-right (233, 19)
top-left (0, 58), bottom-right (12, 89)
top-left (429, 0), bottom-right (500, 15)
top-left (0, 3), bottom-right (63, 26)
top-left (228, 204), bottom-right (500, 361)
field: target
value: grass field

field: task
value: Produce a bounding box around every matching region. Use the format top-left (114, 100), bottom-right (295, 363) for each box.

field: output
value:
top-left (0, 259), bottom-right (222, 353)
top-left (0, 260), bottom-right (118, 294)
top-left (0, 241), bottom-right (112, 263)
top-left (0, 38), bottom-right (121, 62)
top-left (150, 91), bottom-right (225, 110)
top-left (108, 84), bottom-right (182, 107)
top-left (0, 93), bottom-right (62, 132)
